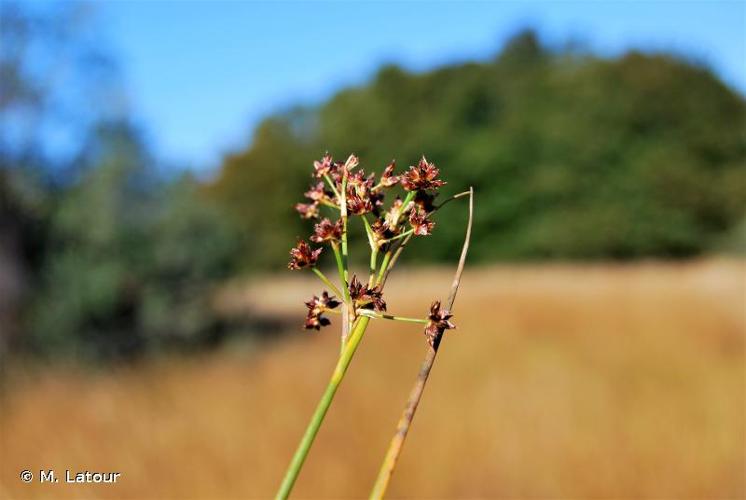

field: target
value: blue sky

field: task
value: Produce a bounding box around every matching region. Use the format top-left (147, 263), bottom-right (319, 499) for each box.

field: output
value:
top-left (97, 1), bottom-right (745, 171)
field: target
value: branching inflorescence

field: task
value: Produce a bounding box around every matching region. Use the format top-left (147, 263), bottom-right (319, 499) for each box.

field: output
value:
top-left (277, 153), bottom-right (472, 499)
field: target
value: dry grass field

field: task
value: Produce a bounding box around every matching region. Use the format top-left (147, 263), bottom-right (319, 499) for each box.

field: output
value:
top-left (1, 259), bottom-right (744, 499)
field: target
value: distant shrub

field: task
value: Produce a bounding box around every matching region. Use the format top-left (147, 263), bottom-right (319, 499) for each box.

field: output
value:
top-left (28, 124), bottom-right (239, 362)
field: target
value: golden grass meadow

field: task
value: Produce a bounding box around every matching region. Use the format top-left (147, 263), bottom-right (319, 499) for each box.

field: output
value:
top-left (1, 259), bottom-right (744, 499)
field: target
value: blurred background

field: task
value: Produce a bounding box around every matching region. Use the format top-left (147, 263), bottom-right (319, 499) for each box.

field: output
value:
top-left (1, 1), bottom-right (744, 498)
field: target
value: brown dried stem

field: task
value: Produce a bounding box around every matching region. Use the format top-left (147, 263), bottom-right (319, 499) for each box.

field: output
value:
top-left (369, 186), bottom-right (473, 499)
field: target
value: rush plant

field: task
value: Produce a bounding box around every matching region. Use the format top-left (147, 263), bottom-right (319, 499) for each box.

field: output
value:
top-left (277, 153), bottom-right (473, 499)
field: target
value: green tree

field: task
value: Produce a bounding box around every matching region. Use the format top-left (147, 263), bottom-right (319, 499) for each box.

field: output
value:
top-left (29, 123), bottom-right (239, 361)
top-left (210, 30), bottom-right (746, 268)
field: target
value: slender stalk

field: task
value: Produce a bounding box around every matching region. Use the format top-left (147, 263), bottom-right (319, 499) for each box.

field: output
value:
top-left (331, 243), bottom-right (351, 304)
top-left (276, 316), bottom-right (371, 500)
top-left (369, 248), bottom-right (379, 287)
top-left (358, 310), bottom-right (428, 324)
top-left (361, 215), bottom-right (376, 249)
top-left (369, 187), bottom-right (474, 499)
top-left (323, 173), bottom-right (341, 201)
top-left (340, 174), bottom-right (350, 279)
top-left (398, 191), bottom-right (416, 223)
top-left (375, 250), bottom-right (392, 286)
top-left (339, 168), bottom-right (351, 349)
top-left (311, 267), bottom-right (342, 298)
top-left (381, 229), bottom-right (413, 246)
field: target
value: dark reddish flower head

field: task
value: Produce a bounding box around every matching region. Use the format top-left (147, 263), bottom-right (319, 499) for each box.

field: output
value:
top-left (305, 291), bottom-right (341, 313)
top-left (414, 190), bottom-right (437, 212)
top-left (304, 182), bottom-right (328, 202)
top-left (347, 170), bottom-right (374, 196)
top-left (305, 313), bottom-right (331, 330)
top-left (348, 275), bottom-right (386, 312)
top-left (304, 291), bottom-right (341, 330)
top-left (313, 154), bottom-right (334, 178)
top-left (310, 218), bottom-right (343, 243)
top-left (401, 156), bottom-right (447, 192)
top-left (288, 240), bottom-right (322, 270)
top-left (379, 160), bottom-right (399, 188)
top-left (347, 193), bottom-right (374, 215)
top-left (295, 202), bottom-right (319, 219)
top-left (370, 218), bottom-right (396, 248)
top-left (424, 300), bottom-right (455, 346)
top-left (383, 197), bottom-right (410, 230)
top-left (409, 206), bottom-right (435, 236)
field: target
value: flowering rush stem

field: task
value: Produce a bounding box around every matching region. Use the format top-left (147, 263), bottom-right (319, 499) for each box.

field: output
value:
top-left (311, 268), bottom-right (342, 298)
top-left (369, 187), bottom-right (474, 499)
top-left (282, 154), bottom-right (460, 498)
top-left (276, 316), bottom-right (370, 499)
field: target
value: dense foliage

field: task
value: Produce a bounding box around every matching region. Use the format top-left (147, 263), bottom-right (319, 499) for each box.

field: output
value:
top-left (0, 4), bottom-right (238, 361)
top-left (26, 124), bottom-right (238, 361)
top-left (211, 31), bottom-right (746, 269)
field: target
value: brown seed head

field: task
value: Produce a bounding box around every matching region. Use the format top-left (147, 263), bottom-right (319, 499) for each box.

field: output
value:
top-left (424, 300), bottom-right (455, 346)
top-left (379, 160), bottom-right (399, 188)
top-left (303, 291), bottom-right (340, 330)
top-left (295, 202), bottom-right (319, 219)
top-left (384, 197), bottom-right (409, 230)
top-left (310, 218), bottom-right (343, 243)
top-left (304, 181), bottom-right (329, 202)
top-left (304, 313), bottom-right (331, 330)
top-left (409, 206), bottom-right (435, 236)
top-left (401, 156), bottom-right (447, 192)
top-left (288, 240), bottom-right (322, 270)
top-left (348, 275), bottom-right (386, 312)
top-left (313, 154), bottom-right (334, 178)
top-left (370, 218), bottom-right (396, 248)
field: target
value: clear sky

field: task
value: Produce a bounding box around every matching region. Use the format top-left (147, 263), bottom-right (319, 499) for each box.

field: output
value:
top-left (97, 1), bottom-right (745, 171)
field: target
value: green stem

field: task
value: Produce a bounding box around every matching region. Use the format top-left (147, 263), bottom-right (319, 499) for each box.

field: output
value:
top-left (311, 268), bottom-right (342, 298)
top-left (361, 215), bottom-right (375, 248)
top-left (382, 229), bottom-right (413, 246)
top-left (331, 243), bottom-right (350, 304)
top-left (339, 172), bottom-right (351, 352)
top-left (340, 179), bottom-right (349, 284)
top-left (357, 310), bottom-right (427, 324)
top-left (323, 173), bottom-right (341, 201)
top-left (397, 191), bottom-right (416, 223)
top-left (276, 316), bottom-right (371, 500)
top-left (376, 251), bottom-right (392, 286)
top-left (369, 248), bottom-right (378, 287)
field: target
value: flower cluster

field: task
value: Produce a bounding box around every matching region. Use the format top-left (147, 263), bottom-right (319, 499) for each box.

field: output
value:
top-left (288, 153), bottom-right (452, 336)
top-left (348, 275), bottom-right (386, 312)
top-left (288, 240), bottom-right (322, 270)
top-left (304, 292), bottom-right (341, 330)
top-left (401, 156), bottom-right (447, 192)
top-left (424, 301), bottom-right (456, 346)
top-left (293, 154), bottom-right (443, 247)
